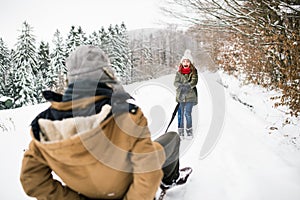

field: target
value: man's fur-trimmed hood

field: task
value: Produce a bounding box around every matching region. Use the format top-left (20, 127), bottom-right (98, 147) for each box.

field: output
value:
top-left (38, 104), bottom-right (111, 143)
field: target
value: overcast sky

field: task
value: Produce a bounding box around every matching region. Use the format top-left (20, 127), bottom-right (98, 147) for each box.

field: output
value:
top-left (0, 0), bottom-right (168, 48)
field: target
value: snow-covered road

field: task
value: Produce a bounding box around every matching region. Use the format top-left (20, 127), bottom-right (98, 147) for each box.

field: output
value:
top-left (1, 72), bottom-right (299, 200)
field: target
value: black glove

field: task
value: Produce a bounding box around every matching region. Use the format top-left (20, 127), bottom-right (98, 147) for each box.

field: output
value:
top-left (178, 83), bottom-right (191, 101)
top-left (180, 83), bottom-right (191, 93)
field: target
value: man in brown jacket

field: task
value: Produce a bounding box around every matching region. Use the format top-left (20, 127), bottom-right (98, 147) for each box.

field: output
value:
top-left (20, 45), bottom-right (191, 200)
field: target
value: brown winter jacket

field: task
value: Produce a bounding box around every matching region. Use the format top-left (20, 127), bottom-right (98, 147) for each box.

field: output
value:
top-left (20, 95), bottom-right (166, 200)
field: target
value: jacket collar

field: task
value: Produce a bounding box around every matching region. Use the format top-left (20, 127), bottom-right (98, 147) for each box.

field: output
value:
top-left (42, 80), bottom-right (113, 103)
top-left (31, 81), bottom-right (135, 141)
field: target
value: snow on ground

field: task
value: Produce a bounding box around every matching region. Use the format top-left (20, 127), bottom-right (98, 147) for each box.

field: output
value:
top-left (0, 71), bottom-right (299, 200)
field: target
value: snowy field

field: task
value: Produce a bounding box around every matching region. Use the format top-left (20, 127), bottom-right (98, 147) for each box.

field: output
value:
top-left (0, 71), bottom-right (299, 200)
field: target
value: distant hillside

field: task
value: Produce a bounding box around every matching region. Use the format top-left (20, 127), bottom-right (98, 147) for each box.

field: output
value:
top-left (128, 28), bottom-right (164, 40)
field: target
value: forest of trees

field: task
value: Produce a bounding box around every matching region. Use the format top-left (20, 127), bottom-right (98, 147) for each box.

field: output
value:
top-left (1, 0), bottom-right (299, 118)
top-left (162, 0), bottom-right (299, 117)
top-left (128, 26), bottom-right (201, 81)
top-left (0, 21), bottom-right (197, 109)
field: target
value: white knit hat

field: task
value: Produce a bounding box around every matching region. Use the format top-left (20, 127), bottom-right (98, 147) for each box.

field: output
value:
top-left (180, 49), bottom-right (194, 64)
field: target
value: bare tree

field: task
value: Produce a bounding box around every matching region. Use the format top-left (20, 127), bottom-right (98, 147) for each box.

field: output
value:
top-left (161, 0), bottom-right (300, 116)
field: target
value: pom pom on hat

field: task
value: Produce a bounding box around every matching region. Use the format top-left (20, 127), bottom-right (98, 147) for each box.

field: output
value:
top-left (180, 49), bottom-right (194, 64)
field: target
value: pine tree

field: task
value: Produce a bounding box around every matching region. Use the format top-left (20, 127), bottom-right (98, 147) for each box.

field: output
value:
top-left (88, 31), bottom-right (101, 46)
top-left (77, 26), bottom-right (88, 45)
top-left (65, 26), bottom-right (87, 58)
top-left (107, 25), bottom-right (122, 80)
top-left (0, 38), bottom-right (11, 97)
top-left (5, 49), bottom-right (15, 100)
top-left (117, 23), bottom-right (133, 84)
top-left (51, 29), bottom-right (66, 93)
top-left (106, 24), bottom-right (132, 83)
top-left (65, 26), bottom-right (80, 58)
top-left (36, 41), bottom-right (51, 102)
top-left (99, 26), bottom-right (110, 55)
top-left (10, 21), bottom-right (37, 108)
top-left (37, 41), bottom-right (51, 80)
